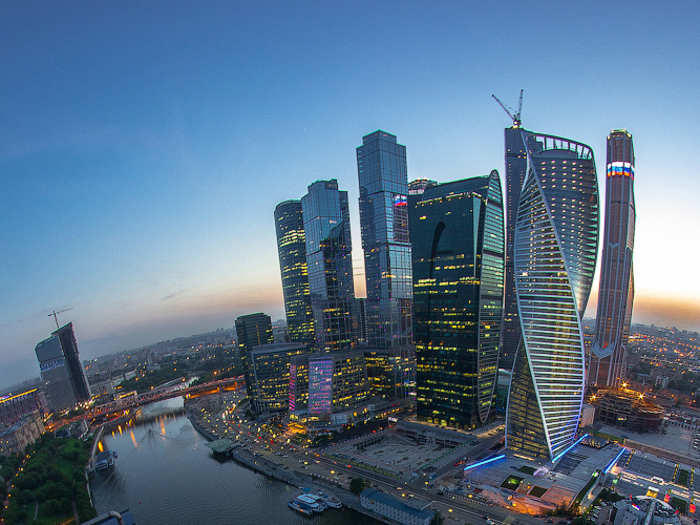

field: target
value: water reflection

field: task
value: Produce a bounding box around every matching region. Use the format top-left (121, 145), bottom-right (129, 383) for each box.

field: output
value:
top-left (91, 397), bottom-right (376, 525)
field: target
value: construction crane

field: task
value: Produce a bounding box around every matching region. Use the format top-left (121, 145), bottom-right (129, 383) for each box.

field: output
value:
top-left (491, 89), bottom-right (524, 128)
top-left (48, 307), bottom-right (72, 329)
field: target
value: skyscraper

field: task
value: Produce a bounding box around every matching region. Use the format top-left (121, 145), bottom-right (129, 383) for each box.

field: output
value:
top-left (410, 171), bottom-right (505, 429)
top-left (274, 200), bottom-right (315, 344)
top-left (588, 130), bottom-right (636, 388)
top-left (500, 127), bottom-right (528, 368)
top-left (506, 131), bottom-right (599, 461)
top-left (235, 313), bottom-right (273, 353)
top-left (356, 131), bottom-right (413, 348)
top-left (301, 179), bottom-right (356, 351)
top-left (35, 322), bottom-right (91, 412)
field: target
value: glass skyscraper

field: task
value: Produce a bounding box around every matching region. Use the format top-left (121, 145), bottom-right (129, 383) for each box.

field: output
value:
top-left (274, 200), bottom-right (315, 344)
top-left (356, 131), bottom-right (413, 348)
top-left (235, 313), bottom-right (273, 352)
top-left (35, 322), bottom-right (91, 412)
top-left (301, 179), bottom-right (356, 351)
top-left (410, 171), bottom-right (505, 429)
top-left (500, 126), bottom-right (528, 369)
top-left (588, 130), bottom-right (636, 388)
top-left (506, 131), bottom-right (599, 461)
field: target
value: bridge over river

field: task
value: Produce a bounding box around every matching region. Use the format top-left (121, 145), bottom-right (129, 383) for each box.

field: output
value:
top-left (48, 376), bottom-right (244, 432)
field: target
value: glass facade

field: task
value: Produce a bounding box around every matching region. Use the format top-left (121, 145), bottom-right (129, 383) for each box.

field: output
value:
top-left (589, 130), bottom-right (636, 388)
top-left (357, 131), bottom-right (412, 348)
top-left (410, 171), bottom-right (505, 429)
top-left (301, 180), bottom-right (356, 352)
top-left (506, 131), bottom-right (599, 461)
top-left (363, 346), bottom-right (415, 400)
top-left (308, 350), bottom-right (370, 416)
top-left (35, 322), bottom-right (91, 411)
top-left (245, 343), bottom-right (308, 415)
top-left (500, 127), bottom-right (528, 369)
top-left (274, 200), bottom-right (315, 344)
top-left (235, 313), bottom-right (273, 352)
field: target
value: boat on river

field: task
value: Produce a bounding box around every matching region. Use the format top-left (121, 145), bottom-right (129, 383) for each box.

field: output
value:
top-left (288, 500), bottom-right (313, 516)
top-left (294, 494), bottom-right (325, 512)
top-left (94, 450), bottom-right (117, 471)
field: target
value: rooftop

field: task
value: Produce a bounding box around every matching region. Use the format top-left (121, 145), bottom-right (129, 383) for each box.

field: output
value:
top-left (361, 488), bottom-right (434, 520)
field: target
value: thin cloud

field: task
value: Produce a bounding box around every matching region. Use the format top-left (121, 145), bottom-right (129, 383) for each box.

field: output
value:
top-left (161, 289), bottom-right (186, 302)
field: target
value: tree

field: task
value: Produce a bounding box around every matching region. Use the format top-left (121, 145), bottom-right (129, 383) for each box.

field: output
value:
top-left (350, 477), bottom-right (368, 494)
top-left (430, 511), bottom-right (444, 525)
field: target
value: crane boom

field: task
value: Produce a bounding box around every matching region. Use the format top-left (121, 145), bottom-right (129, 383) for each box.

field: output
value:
top-left (517, 89), bottom-right (523, 118)
top-left (492, 90), bottom-right (524, 128)
top-left (48, 307), bottom-right (73, 329)
top-left (491, 94), bottom-right (515, 122)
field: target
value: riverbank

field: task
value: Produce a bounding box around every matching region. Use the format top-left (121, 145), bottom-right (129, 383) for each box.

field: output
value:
top-left (3, 435), bottom-right (97, 524)
top-left (230, 447), bottom-right (389, 523)
top-left (184, 394), bottom-right (387, 524)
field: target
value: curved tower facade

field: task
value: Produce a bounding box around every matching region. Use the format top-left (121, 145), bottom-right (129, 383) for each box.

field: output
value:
top-left (410, 171), bottom-right (505, 429)
top-left (506, 131), bottom-right (599, 461)
top-left (588, 130), bottom-right (635, 388)
top-left (274, 200), bottom-right (315, 344)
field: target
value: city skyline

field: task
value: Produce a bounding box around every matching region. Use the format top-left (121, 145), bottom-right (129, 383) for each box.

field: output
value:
top-left (2, 2), bottom-right (700, 389)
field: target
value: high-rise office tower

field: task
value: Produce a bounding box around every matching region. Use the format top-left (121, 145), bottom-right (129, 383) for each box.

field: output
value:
top-left (274, 200), bottom-right (315, 344)
top-left (588, 130), bottom-right (636, 388)
top-left (356, 131), bottom-right (413, 348)
top-left (410, 171), bottom-right (505, 429)
top-left (235, 313), bottom-right (273, 353)
top-left (506, 131), bottom-right (599, 461)
top-left (301, 180), bottom-right (356, 351)
top-left (35, 322), bottom-right (91, 412)
top-left (500, 127), bottom-right (528, 368)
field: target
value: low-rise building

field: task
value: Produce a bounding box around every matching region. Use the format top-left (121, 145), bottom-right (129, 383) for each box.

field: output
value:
top-left (360, 488), bottom-right (434, 525)
top-left (0, 388), bottom-right (45, 426)
top-left (0, 411), bottom-right (44, 455)
top-left (613, 496), bottom-right (681, 525)
top-left (592, 389), bottom-right (664, 432)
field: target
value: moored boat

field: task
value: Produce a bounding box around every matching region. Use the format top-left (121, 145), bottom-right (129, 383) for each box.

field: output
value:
top-left (288, 500), bottom-right (313, 516)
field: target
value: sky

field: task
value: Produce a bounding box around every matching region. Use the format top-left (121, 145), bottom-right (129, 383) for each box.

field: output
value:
top-left (1, 1), bottom-right (699, 389)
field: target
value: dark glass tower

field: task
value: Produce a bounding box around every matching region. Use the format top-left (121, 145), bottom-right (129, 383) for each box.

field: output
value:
top-left (589, 130), bottom-right (636, 388)
top-left (235, 313), bottom-right (273, 352)
top-left (35, 322), bottom-right (91, 411)
top-left (410, 171), bottom-right (505, 429)
top-left (274, 200), bottom-right (315, 344)
top-left (356, 131), bottom-right (412, 348)
top-left (506, 131), bottom-right (599, 461)
top-left (500, 127), bottom-right (528, 369)
top-left (301, 179), bottom-right (356, 351)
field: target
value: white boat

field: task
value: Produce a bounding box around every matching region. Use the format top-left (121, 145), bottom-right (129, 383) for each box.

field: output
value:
top-left (294, 494), bottom-right (325, 512)
top-left (315, 491), bottom-right (342, 508)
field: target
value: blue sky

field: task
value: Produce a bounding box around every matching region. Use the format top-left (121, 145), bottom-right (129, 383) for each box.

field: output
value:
top-left (1, 1), bottom-right (699, 388)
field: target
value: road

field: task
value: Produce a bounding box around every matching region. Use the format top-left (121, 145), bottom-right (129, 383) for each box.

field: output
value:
top-left (192, 394), bottom-right (547, 525)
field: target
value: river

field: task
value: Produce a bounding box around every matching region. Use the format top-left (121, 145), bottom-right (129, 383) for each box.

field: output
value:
top-left (90, 397), bottom-right (378, 524)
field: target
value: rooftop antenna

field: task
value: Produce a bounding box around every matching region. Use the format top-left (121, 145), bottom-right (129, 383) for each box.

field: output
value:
top-left (491, 89), bottom-right (524, 128)
top-left (48, 307), bottom-right (73, 329)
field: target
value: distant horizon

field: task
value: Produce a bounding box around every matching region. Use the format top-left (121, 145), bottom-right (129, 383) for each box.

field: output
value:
top-left (3, 313), bottom-right (697, 394)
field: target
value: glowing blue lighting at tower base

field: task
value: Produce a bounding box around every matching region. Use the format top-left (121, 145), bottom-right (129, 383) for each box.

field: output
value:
top-left (464, 454), bottom-right (506, 472)
top-left (551, 434), bottom-right (589, 464)
top-left (604, 448), bottom-right (626, 474)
